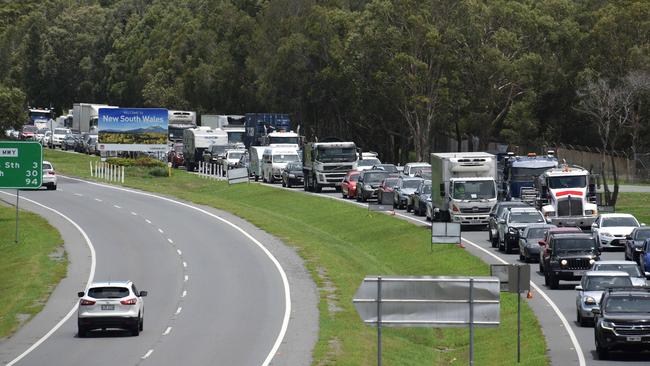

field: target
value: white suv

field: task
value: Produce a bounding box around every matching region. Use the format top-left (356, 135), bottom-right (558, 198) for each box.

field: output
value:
top-left (77, 281), bottom-right (147, 337)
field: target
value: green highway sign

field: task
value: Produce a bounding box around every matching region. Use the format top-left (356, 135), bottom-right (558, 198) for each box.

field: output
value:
top-left (0, 142), bottom-right (43, 189)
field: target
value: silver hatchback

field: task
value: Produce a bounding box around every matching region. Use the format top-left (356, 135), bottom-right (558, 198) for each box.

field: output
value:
top-left (77, 281), bottom-right (147, 337)
top-left (575, 271), bottom-right (632, 326)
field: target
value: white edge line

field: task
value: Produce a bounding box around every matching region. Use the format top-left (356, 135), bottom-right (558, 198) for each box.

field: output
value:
top-left (158, 228), bottom-right (164, 233)
top-left (61, 175), bottom-right (291, 366)
top-left (145, 219), bottom-right (152, 224)
top-left (167, 238), bottom-right (173, 244)
top-left (94, 198), bottom-right (102, 202)
top-left (162, 326), bottom-right (172, 336)
top-left (1, 191), bottom-right (96, 366)
top-left (175, 307), bottom-right (182, 315)
top-left (183, 262), bottom-right (187, 268)
top-left (142, 349), bottom-right (154, 359)
top-left (460, 237), bottom-right (586, 366)
top-left (184, 275), bottom-right (189, 282)
top-left (131, 211), bottom-right (137, 216)
top-left (263, 181), bottom-right (586, 366)
top-left (176, 249), bottom-right (182, 255)
top-left (181, 290), bottom-right (187, 298)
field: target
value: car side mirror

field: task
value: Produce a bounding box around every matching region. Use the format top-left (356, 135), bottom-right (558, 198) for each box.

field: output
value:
top-left (139, 291), bottom-right (148, 297)
top-left (77, 291), bottom-right (85, 297)
top-left (591, 223), bottom-right (598, 229)
top-left (575, 285), bottom-right (583, 291)
top-left (626, 235), bottom-right (632, 240)
top-left (591, 308), bottom-right (601, 315)
top-left (499, 219), bottom-right (506, 224)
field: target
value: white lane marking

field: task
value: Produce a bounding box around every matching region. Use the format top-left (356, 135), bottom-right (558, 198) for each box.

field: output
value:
top-left (73, 193), bottom-right (83, 197)
top-left (460, 237), bottom-right (586, 366)
top-left (145, 219), bottom-right (152, 224)
top-left (184, 275), bottom-right (189, 282)
top-left (162, 327), bottom-right (172, 336)
top-left (175, 307), bottom-right (182, 315)
top-left (183, 261), bottom-right (187, 268)
top-left (94, 198), bottom-right (102, 202)
top-left (176, 249), bottom-right (182, 255)
top-left (168, 238), bottom-right (174, 244)
top-left (181, 290), bottom-right (187, 298)
top-left (131, 211), bottom-right (137, 216)
top-left (142, 349), bottom-right (154, 359)
top-left (62, 176), bottom-right (292, 366)
top-left (158, 228), bottom-right (164, 234)
top-left (0, 191), bottom-right (96, 366)
top-left (113, 205), bottom-right (121, 209)
top-left (261, 182), bottom-right (586, 366)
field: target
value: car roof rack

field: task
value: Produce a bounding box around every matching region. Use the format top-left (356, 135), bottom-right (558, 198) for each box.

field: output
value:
top-left (606, 286), bottom-right (650, 293)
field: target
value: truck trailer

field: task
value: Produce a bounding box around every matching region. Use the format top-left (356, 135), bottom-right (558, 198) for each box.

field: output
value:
top-left (430, 152), bottom-right (498, 227)
top-left (182, 127), bottom-right (228, 171)
top-left (73, 103), bottom-right (118, 134)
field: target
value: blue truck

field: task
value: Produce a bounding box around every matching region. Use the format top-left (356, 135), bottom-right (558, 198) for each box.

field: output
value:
top-left (502, 152), bottom-right (558, 202)
top-left (243, 113), bottom-right (291, 148)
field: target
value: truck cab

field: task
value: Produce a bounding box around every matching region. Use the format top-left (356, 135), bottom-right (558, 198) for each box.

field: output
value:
top-left (535, 164), bottom-right (598, 229)
top-left (303, 141), bottom-right (357, 192)
top-left (502, 152), bottom-right (557, 202)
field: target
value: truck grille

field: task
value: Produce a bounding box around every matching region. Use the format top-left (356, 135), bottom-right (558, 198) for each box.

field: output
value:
top-left (615, 323), bottom-right (650, 336)
top-left (322, 165), bottom-right (353, 172)
top-left (557, 197), bottom-right (583, 216)
top-left (566, 258), bottom-right (591, 270)
top-left (459, 207), bottom-right (491, 214)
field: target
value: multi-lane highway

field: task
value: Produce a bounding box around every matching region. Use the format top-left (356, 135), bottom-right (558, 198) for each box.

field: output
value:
top-left (0, 176), bottom-right (317, 366)
top-left (261, 181), bottom-right (650, 366)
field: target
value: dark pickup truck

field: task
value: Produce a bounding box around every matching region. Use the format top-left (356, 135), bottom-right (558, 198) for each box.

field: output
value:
top-left (593, 287), bottom-right (650, 360)
top-left (541, 233), bottom-right (600, 289)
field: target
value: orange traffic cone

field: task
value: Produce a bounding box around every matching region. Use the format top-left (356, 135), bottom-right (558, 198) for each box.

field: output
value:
top-left (457, 242), bottom-right (465, 249)
top-left (527, 291), bottom-right (533, 299)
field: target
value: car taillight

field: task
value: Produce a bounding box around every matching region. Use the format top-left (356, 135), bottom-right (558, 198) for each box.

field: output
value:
top-left (120, 298), bottom-right (137, 305)
top-left (48, 171), bottom-right (55, 175)
top-left (80, 299), bottom-right (95, 306)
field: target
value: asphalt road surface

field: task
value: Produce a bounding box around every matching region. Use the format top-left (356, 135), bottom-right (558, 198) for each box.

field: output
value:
top-left (0, 176), bottom-right (317, 366)
top-left (261, 180), bottom-right (650, 366)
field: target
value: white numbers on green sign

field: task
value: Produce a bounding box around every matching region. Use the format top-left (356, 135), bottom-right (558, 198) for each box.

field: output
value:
top-left (25, 178), bottom-right (37, 185)
top-left (32, 162), bottom-right (38, 168)
top-left (25, 170), bottom-right (38, 177)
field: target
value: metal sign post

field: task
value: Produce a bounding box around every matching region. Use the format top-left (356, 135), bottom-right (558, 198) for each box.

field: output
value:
top-left (517, 265), bottom-right (521, 363)
top-left (15, 189), bottom-right (19, 243)
top-left (353, 276), bottom-right (500, 366)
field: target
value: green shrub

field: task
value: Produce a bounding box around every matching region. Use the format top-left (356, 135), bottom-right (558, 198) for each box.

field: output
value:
top-left (148, 167), bottom-right (169, 177)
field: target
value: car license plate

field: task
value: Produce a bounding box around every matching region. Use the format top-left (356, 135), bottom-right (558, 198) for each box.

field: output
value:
top-left (101, 305), bottom-right (115, 310)
top-left (627, 336), bottom-right (642, 342)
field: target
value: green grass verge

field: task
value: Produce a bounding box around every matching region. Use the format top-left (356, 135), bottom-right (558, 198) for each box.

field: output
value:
top-left (0, 203), bottom-right (67, 338)
top-left (46, 150), bottom-right (548, 365)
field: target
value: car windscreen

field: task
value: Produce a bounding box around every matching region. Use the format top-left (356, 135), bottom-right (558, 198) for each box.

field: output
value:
top-left (554, 238), bottom-right (597, 251)
top-left (585, 276), bottom-right (632, 291)
top-left (635, 230), bottom-right (650, 241)
top-left (383, 178), bottom-right (399, 187)
top-left (452, 181), bottom-right (495, 200)
top-left (88, 287), bottom-right (130, 299)
top-left (42, 163), bottom-right (52, 170)
top-left (593, 264), bottom-right (642, 277)
top-left (511, 167), bottom-right (554, 181)
top-left (510, 212), bottom-right (545, 224)
top-left (548, 175), bottom-right (586, 189)
top-left (228, 152), bottom-right (244, 160)
top-left (605, 296), bottom-right (650, 313)
top-left (526, 228), bottom-right (549, 239)
top-left (286, 162), bottom-right (302, 171)
top-left (22, 126), bottom-right (38, 132)
top-left (402, 180), bottom-right (421, 189)
top-left (602, 217), bottom-right (639, 227)
top-left (273, 154), bottom-right (299, 163)
top-left (364, 172), bottom-right (388, 183)
top-left (54, 129), bottom-right (69, 134)
top-left (378, 165), bottom-right (398, 173)
top-left (421, 183), bottom-right (432, 195)
top-left (358, 159), bottom-right (380, 166)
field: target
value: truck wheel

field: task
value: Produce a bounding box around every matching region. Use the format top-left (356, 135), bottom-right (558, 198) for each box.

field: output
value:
top-left (314, 182), bottom-right (322, 193)
top-left (254, 174), bottom-right (259, 182)
top-left (286, 181), bottom-right (292, 188)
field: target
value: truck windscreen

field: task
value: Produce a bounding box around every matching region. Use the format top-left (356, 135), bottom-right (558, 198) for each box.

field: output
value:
top-left (452, 181), bottom-right (495, 200)
top-left (548, 176), bottom-right (586, 189)
top-left (270, 137), bottom-right (299, 145)
top-left (511, 167), bottom-right (552, 181)
top-left (317, 147), bottom-right (357, 162)
top-left (273, 154), bottom-right (299, 163)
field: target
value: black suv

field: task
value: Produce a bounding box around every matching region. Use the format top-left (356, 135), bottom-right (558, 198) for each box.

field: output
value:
top-left (593, 287), bottom-right (650, 360)
top-left (356, 170), bottom-right (389, 202)
top-left (541, 233), bottom-right (600, 289)
top-left (488, 201), bottom-right (529, 248)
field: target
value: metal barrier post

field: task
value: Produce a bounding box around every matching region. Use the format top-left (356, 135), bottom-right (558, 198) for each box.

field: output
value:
top-left (517, 265), bottom-right (521, 363)
top-left (377, 276), bottom-right (382, 366)
top-left (469, 278), bottom-right (474, 366)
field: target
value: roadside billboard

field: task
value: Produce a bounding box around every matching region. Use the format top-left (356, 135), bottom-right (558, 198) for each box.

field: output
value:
top-left (98, 108), bottom-right (168, 152)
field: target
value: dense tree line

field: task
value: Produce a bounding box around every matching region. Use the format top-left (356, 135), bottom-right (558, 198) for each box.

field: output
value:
top-left (1, 0), bottom-right (649, 163)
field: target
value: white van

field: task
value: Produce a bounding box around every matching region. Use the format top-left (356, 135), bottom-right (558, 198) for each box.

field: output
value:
top-left (261, 147), bottom-right (300, 183)
top-left (249, 146), bottom-right (267, 181)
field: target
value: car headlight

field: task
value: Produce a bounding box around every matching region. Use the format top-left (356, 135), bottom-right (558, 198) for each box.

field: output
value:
top-left (589, 259), bottom-right (596, 265)
top-left (508, 227), bottom-right (518, 234)
top-left (426, 197), bottom-right (431, 202)
top-left (585, 209), bottom-right (598, 216)
top-left (561, 259), bottom-right (568, 266)
top-left (601, 320), bottom-right (614, 330)
top-left (584, 296), bottom-right (597, 305)
top-left (601, 232), bottom-right (613, 237)
top-left (288, 174), bottom-right (295, 178)
top-left (365, 184), bottom-right (372, 190)
top-left (636, 247), bottom-right (643, 252)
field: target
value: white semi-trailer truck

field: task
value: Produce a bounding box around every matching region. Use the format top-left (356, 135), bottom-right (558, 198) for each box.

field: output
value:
top-left (302, 141), bottom-right (357, 192)
top-left (430, 152), bottom-right (498, 227)
top-left (73, 103), bottom-right (118, 134)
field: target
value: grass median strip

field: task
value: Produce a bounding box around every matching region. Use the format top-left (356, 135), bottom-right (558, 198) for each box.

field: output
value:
top-left (46, 150), bottom-right (547, 365)
top-left (0, 202), bottom-right (67, 339)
